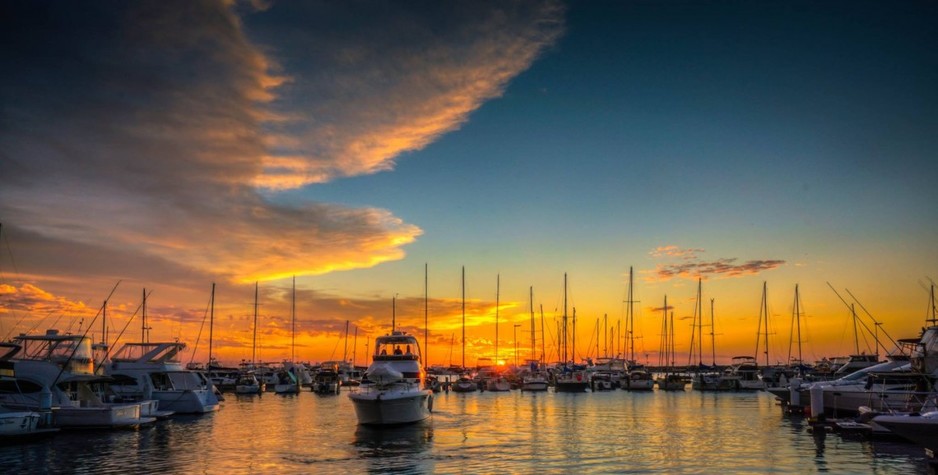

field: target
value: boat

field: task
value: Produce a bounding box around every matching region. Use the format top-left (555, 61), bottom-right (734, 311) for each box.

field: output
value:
top-left (624, 363), bottom-right (656, 391)
top-left (873, 410), bottom-right (938, 456)
top-left (689, 280), bottom-right (735, 391)
top-left (0, 330), bottom-right (155, 429)
top-left (655, 296), bottom-right (687, 391)
top-left (521, 359), bottom-right (549, 392)
top-left (234, 371), bottom-right (265, 395)
top-left (0, 408), bottom-right (56, 440)
top-left (451, 375), bottom-right (478, 392)
top-left (236, 282), bottom-right (265, 396)
top-left (348, 328), bottom-right (432, 425)
top-left (312, 363), bottom-right (341, 395)
top-left (722, 356), bottom-right (764, 391)
top-left (555, 274), bottom-right (589, 393)
top-left (275, 277), bottom-right (301, 395)
top-left (105, 342), bottom-right (220, 413)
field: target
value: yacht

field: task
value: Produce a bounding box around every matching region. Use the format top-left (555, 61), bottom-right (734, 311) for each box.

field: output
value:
top-left (348, 331), bottom-right (432, 425)
top-left (234, 371), bottom-right (265, 395)
top-left (873, 410), bottom-right (938, 455)
top-left (312, 363), bottom-right (341, 395)
top-left (554, 365), bottom-right (590, 393)
top-left (0, 330), bottom-right (154, 429)
top-left (723, 356), bottom-right (764, 391)
top-left (105, 342), bottom-right (220, 413)
top-left (624, 363), bottom-right (656, 391)
top-left (451, 375), bottom-right (478, 392)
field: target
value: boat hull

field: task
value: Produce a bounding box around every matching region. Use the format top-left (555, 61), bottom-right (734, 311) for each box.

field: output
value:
top-left (349, 390), bottom-right (432, 425)
top-left (52, 404), bottom-right (154, 429)
top-left (873, 413), bottom-right (938, 453)
top-left (522, 381), bottom-right (549, 392)
top-left (554, 381), bottom-right (590, 393)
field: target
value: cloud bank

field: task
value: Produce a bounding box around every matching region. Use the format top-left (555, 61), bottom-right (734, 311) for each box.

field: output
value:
top-left (0, 1), bottom-right (564, 283)
top-left (647, 246), bottom-right (785, 282)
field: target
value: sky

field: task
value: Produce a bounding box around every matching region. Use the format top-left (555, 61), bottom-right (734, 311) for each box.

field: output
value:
top-left (1, 0), bottom-right (936, 368)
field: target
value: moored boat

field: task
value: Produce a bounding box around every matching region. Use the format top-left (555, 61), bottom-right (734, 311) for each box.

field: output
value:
top-left (348, 331), bottom-right (432, 425)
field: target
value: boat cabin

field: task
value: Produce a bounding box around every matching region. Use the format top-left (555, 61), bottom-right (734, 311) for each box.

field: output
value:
top-left (373, 332), bottom-right (421, 361)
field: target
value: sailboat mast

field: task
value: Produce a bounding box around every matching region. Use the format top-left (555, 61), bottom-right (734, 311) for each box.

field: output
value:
top-left (209, 282), bottom-right (215, 365)
top-left (795, 284), bottom-right (803, 370)
top-left (495, 273), bottom-right (500, 364)
top-left (352, 326), bottom-right (358, 367)
top-left (392, 295), bottom-right (396, 333)
top-left (142, 288), bottom-right (147, 344)
top-left (291, 277), bottom-right (295, 363)
top-left (343, 320), bottom-right (350, 363)
top-left (763, 282), bottom-right (770, 367)
top-left (424, 263), bottom-right (428, 368)
top-left (540, 304), bottom-right (546, 363)
top-left (563, 273), bottom-right (568, 364)
top-left (461, 266), bottom-right (466, 370)
top-left (709, 298), bottom-right (716, 367)
top-left (851, 303), bottom-right (859, 354)
top-left (530, 286), bottom-right (535, 361)
top-left (252, 282), bottom-right (258, 366)
top-left (628, 266), bottom-right (635, 362)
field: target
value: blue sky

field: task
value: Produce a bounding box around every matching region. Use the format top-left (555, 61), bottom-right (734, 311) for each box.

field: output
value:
top-left (1, 1), bottom-right (936, 364)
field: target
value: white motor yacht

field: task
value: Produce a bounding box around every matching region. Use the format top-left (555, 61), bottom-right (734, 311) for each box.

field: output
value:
top-left (348, 331), bottom-right (432, 425)
top-left (105, 342), bottom-right (220, 414)
top-left (0, 330), bottom-right (154, 429)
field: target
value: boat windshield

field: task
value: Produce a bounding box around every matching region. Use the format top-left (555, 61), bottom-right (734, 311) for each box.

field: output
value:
top-left (374, 335), bottom-right (420, 361)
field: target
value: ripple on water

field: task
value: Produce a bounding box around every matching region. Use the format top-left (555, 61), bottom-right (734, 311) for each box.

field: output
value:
top-left (0, 389), bottom-right (929, 473)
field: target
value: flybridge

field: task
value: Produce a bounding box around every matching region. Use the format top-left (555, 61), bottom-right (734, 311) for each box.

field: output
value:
top-left (110, 342), bottom-right (186, 364)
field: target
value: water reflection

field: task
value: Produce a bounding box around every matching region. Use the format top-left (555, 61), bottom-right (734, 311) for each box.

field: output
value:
top-left (354, 421), bottom-right (434, 472)
top-left (0, 390), bottom-right (929, 473)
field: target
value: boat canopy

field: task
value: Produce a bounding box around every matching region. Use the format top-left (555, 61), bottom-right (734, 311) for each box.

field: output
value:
top-left (111, 342), bottom-right (185, 363)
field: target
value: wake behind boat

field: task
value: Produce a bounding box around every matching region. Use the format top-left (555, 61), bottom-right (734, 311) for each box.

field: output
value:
top-left (348, 331), bottom-right (432, 426)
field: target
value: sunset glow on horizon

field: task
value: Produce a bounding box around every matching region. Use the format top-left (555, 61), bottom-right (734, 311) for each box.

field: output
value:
top-left (1, 1), bottom-right (935, 369)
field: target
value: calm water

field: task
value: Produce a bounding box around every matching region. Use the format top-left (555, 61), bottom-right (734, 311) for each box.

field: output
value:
top-left (1, 390), bottom-right (930, 473)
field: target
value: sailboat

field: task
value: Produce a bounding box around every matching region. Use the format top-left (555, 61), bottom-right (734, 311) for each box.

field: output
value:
top-left (691, 280), bottom-right (736, 391)
top-left (275, 277), bottom-right (301, 395)
top-left (555, 273), bottom-right (590, 392)
top-left (452, 266), bottom-right (477, 393)
top-left (656, 296), bottom-right (687, 391)
top-left (484, 274), bottom-right (511, 392)
top-left (348, 297), bottom-right (433, 425)
top-left (623, 267), bottom-right (654, 391)
top-left (236, 283), bottom-right (265, 395)
top-left (521, 286), bottom-right (549, 392)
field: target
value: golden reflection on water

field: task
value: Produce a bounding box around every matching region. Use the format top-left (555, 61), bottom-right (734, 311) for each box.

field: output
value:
top-left (0, 389), bottom-right (928, 473)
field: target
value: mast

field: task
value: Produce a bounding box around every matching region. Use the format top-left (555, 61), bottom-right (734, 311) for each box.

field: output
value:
top-left (563, 273), bottom-right (568, 365)
top-left (709, 297), bottom-right (716, 367)
top-left (291, 277), bottom-right (295, 363)
top-left (762, 282), bottom-right (769, 366)
top-left (142, 288), bottom-right (147, 344)
top-left (530, 286), bottom-right (535, 361)
top-left (851, 303), bottom-right (860, 355)
top-left (628, 266), bottom-right (635, 362)
top-left (343, 320), bottom-right (350, 363)
top-left (573, 307), bottom-right (577, 364)
top-left (424, 263), bottom-right (428, 368)
top-left (209, 282), bottom-right (215, 365)
top-left (461, 266), bottom-right (465, 370)
top-left (392, 295), bottom-right (397, 333)
top-left (102, 299), bottom-right (107, 347)
top-left (540, 304), bottom-right (546, 363)
top-left (495, 273), bottom-right (500, 364)
top-left (352, 326), bottom-right (358, 367)
top-left (252, 282), bottom-right (258, 366)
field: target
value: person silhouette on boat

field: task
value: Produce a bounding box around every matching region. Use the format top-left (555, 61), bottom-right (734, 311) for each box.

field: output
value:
top-left (393, 346), bottom-right (403, 355)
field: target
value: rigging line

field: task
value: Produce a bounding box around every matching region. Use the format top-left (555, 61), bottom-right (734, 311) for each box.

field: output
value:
top-left (844, 288), bottom-right (899, 350)
top-left (15, 308), bottom-right (61, 340)
top-left (52, 280), bottom-right (121, 384)
top-left (188, 291), bottom-right (213, 366)
top-left (101, 289), bottom-right (153, 371)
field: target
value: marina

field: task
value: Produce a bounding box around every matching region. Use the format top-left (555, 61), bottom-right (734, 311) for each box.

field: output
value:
top-left (0, 387), bottom-right (930, 473)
